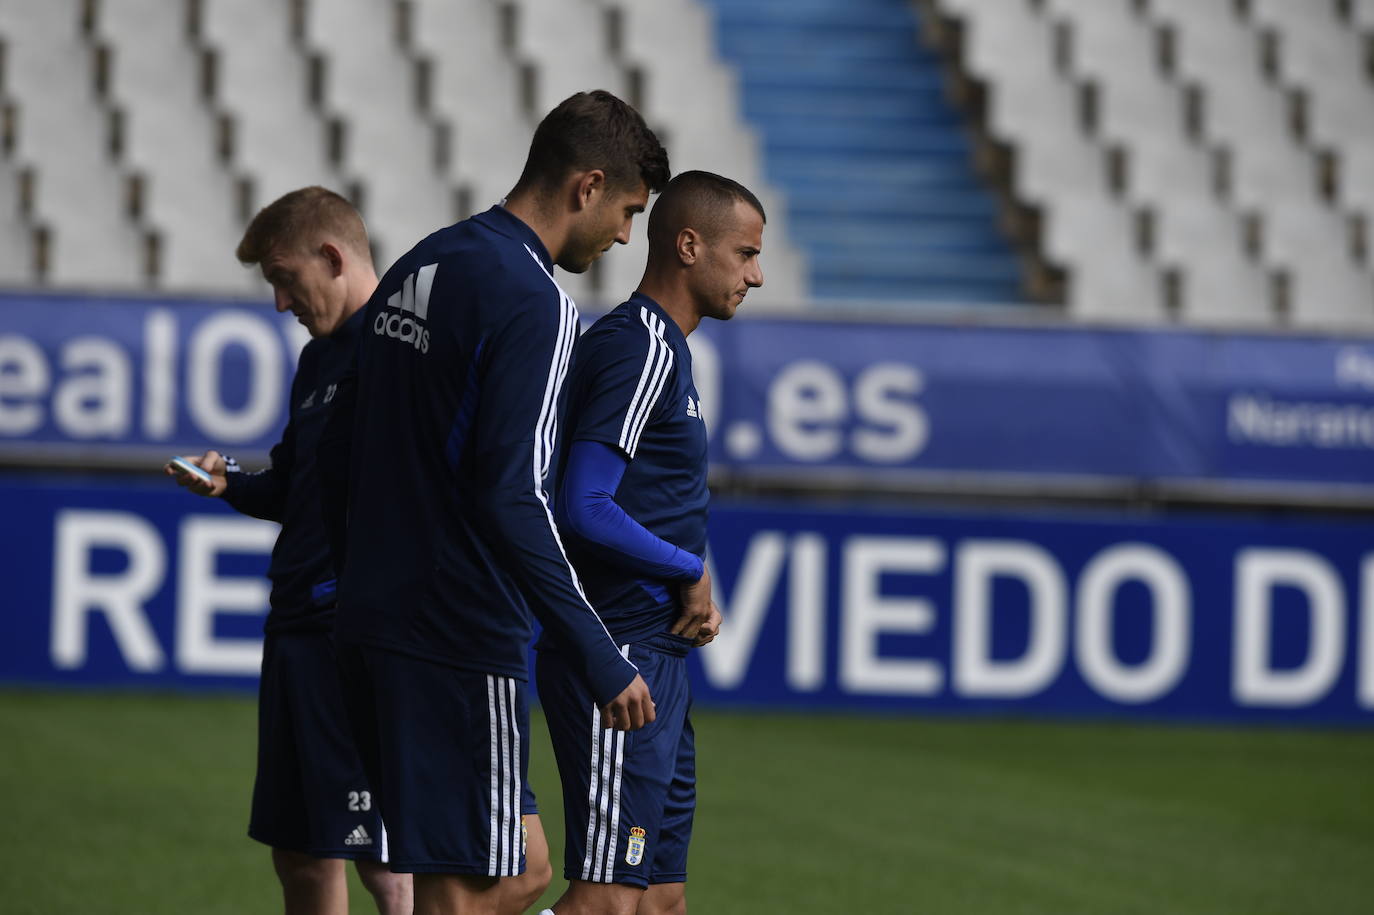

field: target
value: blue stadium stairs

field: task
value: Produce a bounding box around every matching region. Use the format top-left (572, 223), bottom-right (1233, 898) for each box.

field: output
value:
top-left (700, 0), bottom-right (1025, 304)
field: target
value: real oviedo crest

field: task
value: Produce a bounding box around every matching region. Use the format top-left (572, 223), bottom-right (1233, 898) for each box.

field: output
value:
top-left (625, 826), bottom-right (647, 866)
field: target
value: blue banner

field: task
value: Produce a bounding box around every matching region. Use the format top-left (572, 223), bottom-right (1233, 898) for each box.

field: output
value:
top-left (5, 290), bottom-right (1374, 491)
top-left (693, 502), bottom-right (1374, 724)
top-left (0, 291), bottom-right (304, 464)
top-left (690, 318), bottom-right (1374, 490)
top-left (3, 474), bottom-right (1371, 723)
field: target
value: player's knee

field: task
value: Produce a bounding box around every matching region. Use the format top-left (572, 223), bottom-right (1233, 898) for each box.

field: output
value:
top-left (271, 848), bottom-right (341, 890)
top-left (355, 860), bottom-right (412, 914)
top-left (638, 885), bottom-right (686, 915)
top-left (503, 860), bottom-right (552, 914)
top-left (526, 855), bottom-right (555, 904)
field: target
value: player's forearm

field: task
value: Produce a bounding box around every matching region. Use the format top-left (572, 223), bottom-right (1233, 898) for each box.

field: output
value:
top-left (558, 439), bottom-right (703, 582)
top-left (221, 466), bottom-right (288, 522)
top-left (560, 488), bottom-right (702, 582)
top-left (483, 488), bottom-right (639, 705)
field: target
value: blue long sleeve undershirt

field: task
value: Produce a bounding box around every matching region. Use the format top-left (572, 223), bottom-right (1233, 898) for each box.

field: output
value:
top-left (557, 440), bottom-right (704, 583)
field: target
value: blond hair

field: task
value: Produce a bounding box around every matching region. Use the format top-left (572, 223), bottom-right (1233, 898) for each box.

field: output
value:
top-left (236, 186), bottom-right (371, 266)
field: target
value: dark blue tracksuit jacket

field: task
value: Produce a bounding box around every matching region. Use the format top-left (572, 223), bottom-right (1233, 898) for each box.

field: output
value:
top-left (223, 306), bottom-right (364, 632)
top-left (327, 206), bottom-right (637, 705)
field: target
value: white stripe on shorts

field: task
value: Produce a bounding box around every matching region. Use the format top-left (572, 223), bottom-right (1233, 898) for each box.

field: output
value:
top-left (487, 675), bottom-right (500, 876)
top-left (507, 677), bottom-right (522, 875)
top-left (580, 706), bottom-right (628, 882)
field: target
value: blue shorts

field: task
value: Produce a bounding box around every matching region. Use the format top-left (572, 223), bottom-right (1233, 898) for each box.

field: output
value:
top-left (248, 630), bottom-right (387, 860)
top-left (338, 641), bottom-right (531, 875)
top-left (537, 632), bottom-right (695, 889)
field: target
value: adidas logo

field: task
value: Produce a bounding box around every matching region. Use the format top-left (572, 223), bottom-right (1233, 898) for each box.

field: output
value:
top-left (686, 396), bottom-right (699, 419)
top-left (344, 825), bottom-right (372, 846)
top-left (374, 263), bottom-right (438, 354)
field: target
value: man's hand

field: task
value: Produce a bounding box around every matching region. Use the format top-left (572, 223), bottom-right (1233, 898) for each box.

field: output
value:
top-left (600, 674), bottom-right (655, 731)
top-left (164, 450), bottom-right (228, 497)
top-left (672, 565), bottom-right (721, 645)
top-left (691, 602), bottom-right (721, 647)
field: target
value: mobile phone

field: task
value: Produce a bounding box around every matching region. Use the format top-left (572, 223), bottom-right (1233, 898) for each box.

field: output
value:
top-left (169, 456), bottom-right (213, 485)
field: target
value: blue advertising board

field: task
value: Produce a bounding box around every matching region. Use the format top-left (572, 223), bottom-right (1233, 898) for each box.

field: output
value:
top-left (690, 317), bottom-right (1374, 491)
top-left (6, 291), bottom-right (1374, 494)
top-left (0, 291), bottom-right (305, 464)
top-left (3, 474), bottom-right (1371, 723)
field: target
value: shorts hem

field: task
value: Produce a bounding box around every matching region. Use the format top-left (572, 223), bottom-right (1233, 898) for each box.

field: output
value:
top-left (650, 873), bottom-right (687, 885)
top-left (392, 862), bottom-right (524, 875)
top-left (564, 870), bottom-right (649, 890)
top-left (248, 831), bottom-right (386, 862)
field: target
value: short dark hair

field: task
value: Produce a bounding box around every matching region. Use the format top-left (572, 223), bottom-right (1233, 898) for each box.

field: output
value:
top-left (647, 170), bottom-right (766, 252)
top-left (236, 186), bottom-right (371, 266)
top-left (513, 90), bottom-right (670, 196)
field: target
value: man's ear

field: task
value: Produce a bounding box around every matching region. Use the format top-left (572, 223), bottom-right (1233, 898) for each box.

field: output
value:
top-left (677, 227), bottom-right (700, 265)
top-left (320, 242), bottom-right (345, 277)
top-left (573, 169), bottom-right (606, 211)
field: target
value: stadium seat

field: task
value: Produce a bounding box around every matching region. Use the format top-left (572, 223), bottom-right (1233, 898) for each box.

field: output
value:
top-left (299, 0), bottom-right (456, 272)
top-left (199, 0), bottom-right (345, 211)
top-left (0, 163), bottom-right (35, 284)
top-left (939, 0), bottom-right (1374, 328)
top-left (594, 0), bottom-right (809, 309)
top-left (96, 0), bottom-right (255, 293)
top-left (0, 0), bottom-right (145, 288)
top-left (702, 0), bottom-right (1025, 306)
top-left (506, 0), bottom-right (626, 116)
top-left (405, 0), bottom-right (529, 211)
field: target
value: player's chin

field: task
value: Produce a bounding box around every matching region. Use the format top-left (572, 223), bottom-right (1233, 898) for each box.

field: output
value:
top-left (556, 252), bottom-right (597, 274)
top-left (713, 299), bottom-right (740, 320)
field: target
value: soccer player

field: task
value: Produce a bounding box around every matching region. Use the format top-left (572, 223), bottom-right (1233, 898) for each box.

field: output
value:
top-left (164, 187), bottom-right (412, 915)
top-left (537, 170), bottom-right (765, 915)
top-left (323, 90), bottom-right (670, 915)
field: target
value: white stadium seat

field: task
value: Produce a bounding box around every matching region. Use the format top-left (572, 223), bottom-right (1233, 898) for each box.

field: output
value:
top-left (937, 0), bottom-right (1374, 328)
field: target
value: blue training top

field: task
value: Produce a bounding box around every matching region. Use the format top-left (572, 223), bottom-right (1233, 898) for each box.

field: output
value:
top-left (222, 305), bottom-right (364, 632)
top-left (552, 291), bottom-right (709, 645)
top-left (328, 205), bottom-right (638, 706)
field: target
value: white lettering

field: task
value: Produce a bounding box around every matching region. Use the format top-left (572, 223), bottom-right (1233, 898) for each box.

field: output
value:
top-left (51, 510), bottom-right (166, 671)
top-left (841, 536), bottom-right (944, 695)
top-left (787, 534), bottom-right (826, 691)
top-left (0, 335), bottom-right (49, 435)
top-left (852, 364), bottom-right (927, 462)
top-left (769, 361), bottom-right (846, 461)
top-left (1361, 555), bottom-right (1374, 709)
top-left (142, 309), bottom-right (177, 439)
top-left (1076, 544), bottom-right (1190, 703)
top-left (53, 338), bottom-right (131, 437)
top-left (1227, 393), bottom-right (1374, 450)
top-left (699, 533), bottom-right (788, 689)
top-left (1234, 549), bottom-right (1345, 707)
top-left (953, 540), bottom-right (1066, 698)
top-left (188, 312), bottom-right (282, 441)
top-left (1335, 346), bottom-right (1374, 391)
top-left (175, 516), bottom-right (275, 675)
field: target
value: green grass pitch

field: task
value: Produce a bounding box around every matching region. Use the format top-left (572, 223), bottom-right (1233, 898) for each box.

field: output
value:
top-left (2, 690), bottom-right (1371, 914)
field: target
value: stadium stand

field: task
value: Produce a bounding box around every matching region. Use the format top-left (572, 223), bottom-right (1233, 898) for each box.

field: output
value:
top-left (1, 0), bottom-right (1367, 322)
top-left (0, 0), bottom-right (808, 308)
top-left (926, 0), bottom-right (1374, 328)
top-left (0, 0), bottom-right (145, 289)
top-left (700, 0), bottom-right (1026, 305)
